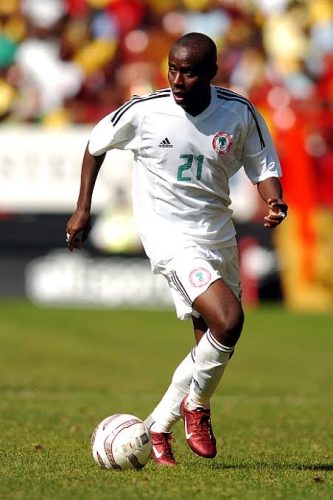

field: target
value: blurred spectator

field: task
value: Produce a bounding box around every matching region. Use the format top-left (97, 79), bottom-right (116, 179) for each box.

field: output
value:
top-left (12, 0), bottom-right (83, 124)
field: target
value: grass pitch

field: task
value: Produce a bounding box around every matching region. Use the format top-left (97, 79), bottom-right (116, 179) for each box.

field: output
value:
top-left (0, 301), bottom-right (332, 499)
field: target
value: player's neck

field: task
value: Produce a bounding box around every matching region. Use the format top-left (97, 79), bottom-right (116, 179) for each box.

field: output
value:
top-left (186, 91), bottom-right (211, 117)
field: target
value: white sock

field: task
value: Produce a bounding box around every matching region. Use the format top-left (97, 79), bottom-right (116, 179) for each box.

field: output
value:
top-left (146, 348), bottom-right (196, 433)
top-left (187, 330), bottom-right (234, 410)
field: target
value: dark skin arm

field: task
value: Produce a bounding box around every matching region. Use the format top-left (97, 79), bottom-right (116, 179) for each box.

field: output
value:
top-left (66, 144), bottom-right (106, 251)
top-left (256, 177), bottom-right (288, 228)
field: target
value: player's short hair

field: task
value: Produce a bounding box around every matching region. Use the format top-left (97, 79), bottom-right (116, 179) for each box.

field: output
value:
top-left (172, 32), bottom-right (217, 66)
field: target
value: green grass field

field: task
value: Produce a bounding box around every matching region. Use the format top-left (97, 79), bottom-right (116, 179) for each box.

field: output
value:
top-left (0, 301), bottom-right (332, 499)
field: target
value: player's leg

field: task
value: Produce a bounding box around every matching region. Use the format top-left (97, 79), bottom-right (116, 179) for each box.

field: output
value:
top-left (147, 317), bottom-right (206, 465)
top-left (148, 246), bottom-right (242, 462)
top-left (192, 314), bottom-right (207, 344)
top-left (146, 316), bottom-right (206, 432)
top-left (189, 278), bottom-right (244, 407)
top-left (181, 278), bottom-right (244, 458)
top-left (146, 347), bottom-right (196, 433)
top-left (145, 271), bottom-right (197, 427)
top-left (146, 269), bottom-right (204, 466)
top-left (147, 348), bottom-right (195, 466)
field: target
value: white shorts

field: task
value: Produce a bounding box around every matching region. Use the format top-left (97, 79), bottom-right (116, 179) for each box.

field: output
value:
top-left (158, 245), bottom-right (242, 320)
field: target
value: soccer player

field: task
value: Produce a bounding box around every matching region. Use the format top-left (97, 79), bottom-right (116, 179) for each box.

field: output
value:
top-left (66, 32), bottom-right (288, 466)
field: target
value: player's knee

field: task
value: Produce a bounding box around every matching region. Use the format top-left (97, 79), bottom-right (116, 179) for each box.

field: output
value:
top-left (209, 306), bottom-right (244, 346)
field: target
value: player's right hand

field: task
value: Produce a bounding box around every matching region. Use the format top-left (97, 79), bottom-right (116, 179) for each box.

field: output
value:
top-left (66, 209), bottom-right (91, 252)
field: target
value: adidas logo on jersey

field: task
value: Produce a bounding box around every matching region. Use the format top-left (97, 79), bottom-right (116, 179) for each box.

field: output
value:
top-left (159, 137), bottom-right (173, 148)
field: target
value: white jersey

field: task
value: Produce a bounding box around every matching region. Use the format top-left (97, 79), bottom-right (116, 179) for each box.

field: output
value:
top-left (88, 85), bottom-right (281, 269)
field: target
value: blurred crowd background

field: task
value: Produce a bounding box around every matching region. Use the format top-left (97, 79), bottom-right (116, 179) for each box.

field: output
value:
top-left (0, 0), bottom-right (333, 310)
top-left (0, 0), bottom-right (332, 127)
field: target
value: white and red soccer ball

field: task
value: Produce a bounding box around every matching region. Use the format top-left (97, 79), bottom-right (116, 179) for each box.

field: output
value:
top-left (91, 414), bottom-right (152, 470)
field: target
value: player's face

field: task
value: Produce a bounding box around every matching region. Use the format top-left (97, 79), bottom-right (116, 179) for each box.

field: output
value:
top-left (168, 46), bottom-right (215, 116)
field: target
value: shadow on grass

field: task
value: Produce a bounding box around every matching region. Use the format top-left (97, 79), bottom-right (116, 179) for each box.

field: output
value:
top-left (201, 461), bottom-right (333, 472)
top-left (294, 464), bottom-right (333, 471)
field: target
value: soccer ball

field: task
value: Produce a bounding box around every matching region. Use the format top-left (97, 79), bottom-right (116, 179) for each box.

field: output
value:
top-left (91, 414), bottom-right (152, 470)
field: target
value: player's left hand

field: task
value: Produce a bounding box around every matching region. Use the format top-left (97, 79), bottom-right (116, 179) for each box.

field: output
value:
top-left (264, 198), bottom-right (288, 228)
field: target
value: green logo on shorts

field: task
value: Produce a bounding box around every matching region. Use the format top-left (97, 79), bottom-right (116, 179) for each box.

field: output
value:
top-left (189, 267), bottom-right (211, 287)
top-left (195, 271), bottom-right (204, 282)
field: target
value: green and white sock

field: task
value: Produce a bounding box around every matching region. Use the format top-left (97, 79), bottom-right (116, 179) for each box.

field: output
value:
top-left (187, 330), bottom-right (234, 410)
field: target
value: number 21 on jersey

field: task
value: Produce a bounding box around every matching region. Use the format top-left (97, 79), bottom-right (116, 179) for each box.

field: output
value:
top-left (177, 154), bottom-right (204, 182)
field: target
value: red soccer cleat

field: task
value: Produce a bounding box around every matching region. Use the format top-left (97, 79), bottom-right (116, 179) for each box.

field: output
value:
top-left (180, 396), bottom-right (217, 458)
top-left (150, 431), bottom-right (177, 466)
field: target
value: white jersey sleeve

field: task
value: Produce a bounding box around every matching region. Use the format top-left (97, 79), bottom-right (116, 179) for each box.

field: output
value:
top-left (88, 98), bottom-right (140, 156)
top-left (242, 108), bottom-right (281, 184)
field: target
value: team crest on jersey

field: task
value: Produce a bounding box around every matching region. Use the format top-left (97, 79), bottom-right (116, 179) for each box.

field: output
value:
top-left (212, 131), bottom-right (233, 156)
top-left (189, 267), bottom-right (211, 288)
